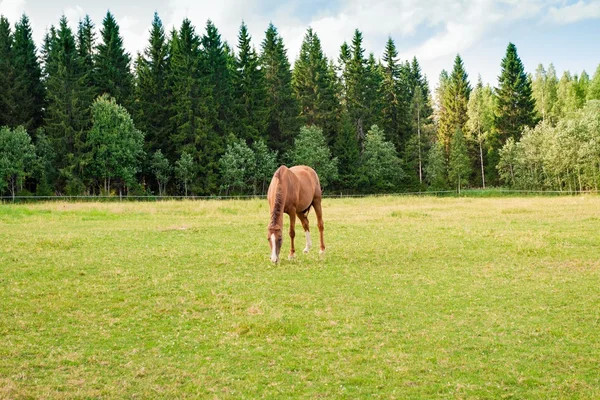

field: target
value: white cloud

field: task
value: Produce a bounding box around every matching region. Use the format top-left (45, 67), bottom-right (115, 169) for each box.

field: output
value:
top-left (119, 15), bottom-right (149, 59)
top-left (545, 0), bottom-right (600, 24)
top-left (0, 0), bottom-right (26, 23)
top-left (64, 5), bottom-right (84, 31)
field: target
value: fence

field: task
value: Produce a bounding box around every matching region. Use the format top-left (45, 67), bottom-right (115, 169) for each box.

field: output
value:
top-left (1, 189), bottom-right (598, 203)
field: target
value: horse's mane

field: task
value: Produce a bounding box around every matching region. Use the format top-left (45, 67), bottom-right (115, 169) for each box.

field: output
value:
top-left (269, 167), bottom-right (285, 231)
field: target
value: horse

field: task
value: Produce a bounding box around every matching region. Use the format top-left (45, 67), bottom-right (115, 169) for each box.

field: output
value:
top-left (267, 165), bottom-right (325, 263)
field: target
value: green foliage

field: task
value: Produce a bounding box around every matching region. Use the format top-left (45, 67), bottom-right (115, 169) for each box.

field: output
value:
top-left (234, 22), bottom-right (268, 143)
top-left (219, 138), bottom-right (255, 194)
top-left (497, 101), bottom-right (600, 191)
top-left (0, 16), bottom-right (15, 128)
top-left (448, 128), bottom-right (471, 193)
top-left (287, 125), bottom-right (338, 188)
top-left (151, 150), bottom-right (171, 196)
top-left (174, 152), bottom-right (194, 196)
top-left (358, 125), bottom-right (404, 193)
top-left (201, 20), bottom-right (234, 153)
top-left (32, 129), bottom-right (56, 195)
top-left (251, 139), bottom-right (278, 195)
top-left (168, 19), bottom-right (215, 194)
top-left (438, 55), bottom-right (471, 155)
top-left (95, 12), bottom-right (134, 110)
top-left (0, 126), bottom-right (36, 198)
top-left (379, 37), bottom-right (408, 151)
top-left (466, 77), bottom-right (495, 188)
top-left (219, 137), bottom-right (278, 195)
top-left (135, 13), bottom-right (172, 156)
top-left (12, 14), bottom-right (45, 131)
top-left (495, 43), bottom-right (536, 143)
top-left (87, 94), bottom-right (145, 194)
top-left (44, 16), bottom-right (93, 187)
top-left (588, 64), bottom-right (600, 101)
top-left (260, 23), bottom-right (299, 156)
top-left (292, 29), bottom-right (339, 145)
top-left (531, 63), bottom-right (558, 125)
top-left (425, 142), bottom-right (448, 190)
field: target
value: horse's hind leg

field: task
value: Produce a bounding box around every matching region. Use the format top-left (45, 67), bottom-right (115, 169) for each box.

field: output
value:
top-left (288, 212), bottom-right (296, 260)
top-left (297, 211), bottom-right (311, 253)
top-left (313, 198), bottom-right (325, 254)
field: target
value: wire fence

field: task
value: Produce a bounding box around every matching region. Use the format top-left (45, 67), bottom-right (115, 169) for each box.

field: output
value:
top-left (1, 189), bottom-right (598, 203)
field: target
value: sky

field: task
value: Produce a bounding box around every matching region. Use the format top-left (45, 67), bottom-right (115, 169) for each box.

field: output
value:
top-left (1, 0), bottom-right (599, 89)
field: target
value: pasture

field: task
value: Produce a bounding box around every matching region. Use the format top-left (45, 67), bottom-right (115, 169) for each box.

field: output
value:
top-left (1, 196), bottom-right (600, 398)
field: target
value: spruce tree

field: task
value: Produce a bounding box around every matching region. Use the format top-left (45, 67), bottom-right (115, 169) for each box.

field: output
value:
top-left (76, 15), bottom-right (97, 98)
top-left (346, 29), bottom-right (369, 146)
top-left (0, 16), bottom-right (15, 127)
top-left (495, 43), bottom-right (535, 143)
top-left (200, 19), bottom-right (233, 161)
top-left (169, 19), bottom-right (214, 193)
top-left (364, 53), bottom-right (384, 131)
top-left (448, 128), bottom-right (470, 194)
top-left (12, 14), bottom-right (45, 131)
top-left (135, 12), bottom-right (171, 155)
top-left (292, 28), bottom-right (338, 145)
top-left (233, 22), bottom-right (268, 143)
top-left (44, 16), bottom-right (93, 188)
top-left (260, 23), bottom-right (299, 156)
top-left (379, 37), bottom-right (403, 150)
top-left (95, 11), bottom-right (134, 110)
top-left (439, 54), bottom-right (471, 155)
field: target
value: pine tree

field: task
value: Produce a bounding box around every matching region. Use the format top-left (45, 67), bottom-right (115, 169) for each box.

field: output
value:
top-left (379, 37), bottom-right (403, 150)
top-left (0, 16), bottom-right (15, 127)
top-left (76, 15), bottom-right (95, 89)
top-left (364, 53), bottom-right (384, 131)
top-left (448, 128), bottom-right (470, 194)
top-left (95, 11), bottom-right (134, 110)
top-left (260, 23), bottom-right (299, 156)
top-left (12, 14), bottom-right (45, 131)
top-left (135, 12), bottom-right (172, 155)
top-left (495, 43), bottom-right (535, 143)
top-left (346, 29), bottom-right (369, 146)
top-left (438, 54), bottom-right (471, 155)
top-left (169, 19), bottom-right (214, 193)
top-left (233, 22), bottom-right (268, 143)
top-left (44, 16), bottom-right (93, 189)
top-left (201, 20), bottom-right (234, 149)
top-left (292, 28), bottom-right (339, 145)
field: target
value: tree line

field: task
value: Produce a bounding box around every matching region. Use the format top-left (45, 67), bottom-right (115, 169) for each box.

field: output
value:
top-left (1, 11), bottom-right (599, 197)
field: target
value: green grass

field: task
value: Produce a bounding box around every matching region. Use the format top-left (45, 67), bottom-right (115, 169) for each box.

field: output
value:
top-left (1, 196), bottom-right (600, 398)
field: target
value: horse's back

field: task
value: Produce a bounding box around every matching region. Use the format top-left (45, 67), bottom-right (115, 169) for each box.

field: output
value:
top-left (289, 165), bottom-right (322, 202)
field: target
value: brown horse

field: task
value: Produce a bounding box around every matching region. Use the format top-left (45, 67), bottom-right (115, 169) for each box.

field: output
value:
top-left (267, 165), bottom-right (325, 263)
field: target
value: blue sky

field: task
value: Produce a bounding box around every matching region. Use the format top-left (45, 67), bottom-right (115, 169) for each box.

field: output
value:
top-left (1, 0), bottom-right (599, 89)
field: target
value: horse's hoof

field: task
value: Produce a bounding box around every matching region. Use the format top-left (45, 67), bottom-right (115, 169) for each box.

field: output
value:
top-left (288, 254), bottom-right (296, 260)
top-left (303, 247), bottom-right (310, 254)
top-left (319, 249), bottom-right (325, 256)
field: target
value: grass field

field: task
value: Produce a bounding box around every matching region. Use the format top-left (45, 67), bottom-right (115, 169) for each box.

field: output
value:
top-left (1, 196), bottom-right (600, 398)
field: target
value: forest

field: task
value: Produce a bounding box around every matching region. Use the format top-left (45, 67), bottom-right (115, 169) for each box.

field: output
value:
top-left (0, 11), bottom-right (599, 197)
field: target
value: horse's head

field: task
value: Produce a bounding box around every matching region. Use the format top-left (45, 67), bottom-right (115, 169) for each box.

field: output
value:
top-left (267, 226), bottom-right (283, 263)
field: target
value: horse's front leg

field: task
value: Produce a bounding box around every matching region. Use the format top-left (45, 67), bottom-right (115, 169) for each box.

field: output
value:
top-left (288, 212), bottom-right (296, 260)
